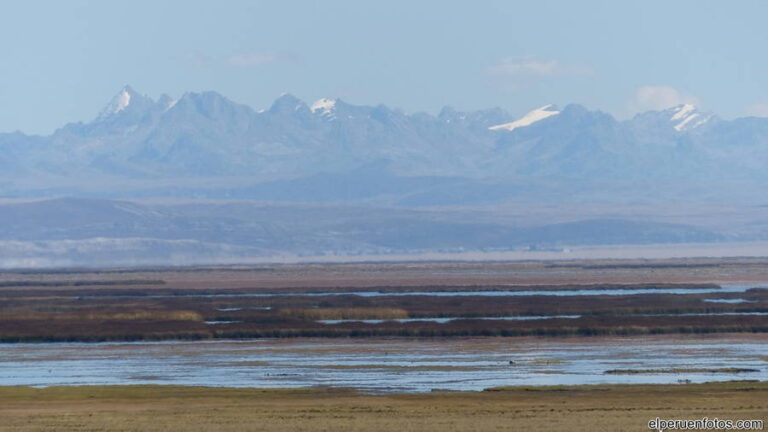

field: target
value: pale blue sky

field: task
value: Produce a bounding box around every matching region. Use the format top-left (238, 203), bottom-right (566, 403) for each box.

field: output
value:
top-left (1, 0), bottom-right (767, 134)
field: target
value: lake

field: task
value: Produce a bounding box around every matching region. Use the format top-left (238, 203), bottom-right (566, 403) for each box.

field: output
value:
top-left (2, 335), bottom-right (765, 393)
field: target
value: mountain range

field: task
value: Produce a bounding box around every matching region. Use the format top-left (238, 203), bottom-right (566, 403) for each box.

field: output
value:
top-left (2, 86), bottom-right (768, 204)
top-left (1, 87), bottom-right (767, 267)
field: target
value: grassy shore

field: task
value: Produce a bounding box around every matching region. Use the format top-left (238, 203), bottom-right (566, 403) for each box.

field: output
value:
top-left (0, 382), bottom-right (765, 431)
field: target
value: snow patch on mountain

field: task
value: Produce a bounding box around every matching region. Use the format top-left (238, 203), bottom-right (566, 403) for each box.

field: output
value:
top-left (489, 104), bottom-right (559, 131)
top-left (671, 104), bottom-right (695, 121)
top-left (97, 86), bottom-right (134, 120)
top-left (164, 99), bottom-right (177, 111)
top-left (669, 104), bottom-right (712, 131)
top-left (311, 98), bottom-right (337, 116)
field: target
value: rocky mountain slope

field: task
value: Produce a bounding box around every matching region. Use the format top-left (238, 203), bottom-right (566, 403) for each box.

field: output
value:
top-left (2, 86), bottom-right (767, 204)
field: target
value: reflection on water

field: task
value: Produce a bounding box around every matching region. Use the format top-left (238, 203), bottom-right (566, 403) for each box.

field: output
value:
top-left (316, 312), bottom-right (768, 324)
top-left (318, 315), bottom-right (582, 324)
top-left (85, 283), bottom-right (763, 299)
top-left (643, 312), bottom-right (768, 317)
top-left (702, 299), bottom-right (757, 304)
top-left (1, 336), bottom-right (765, 393)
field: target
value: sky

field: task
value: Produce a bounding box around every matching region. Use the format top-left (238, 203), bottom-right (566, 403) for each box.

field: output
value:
top-left (1, 0), bottom-right (767, 134)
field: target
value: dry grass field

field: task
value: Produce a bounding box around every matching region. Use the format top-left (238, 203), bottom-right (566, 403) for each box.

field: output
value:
top-left (3, 258), bottom-right (768, 292)
top-left (0, 382), bottom-right (765, 432)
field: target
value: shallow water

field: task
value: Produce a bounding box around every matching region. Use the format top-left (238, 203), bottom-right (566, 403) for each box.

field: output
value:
top-left (318, 315), bottom-right (582, 324)
top-left (1, 336), bottom-right (766, 393)
top-left (645, 312), bottom-right (768, 317)
top-left (316, 312), bottom-right (768, 325)
top-left (702, 298), bottom-right (757, 304)
top-left (88, 283), bottom-right (763, 299)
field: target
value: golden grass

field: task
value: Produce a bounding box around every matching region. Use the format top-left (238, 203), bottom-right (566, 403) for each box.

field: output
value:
top-left (5, 310), bottom-right (203, 321)
top-left (0, 382), bottom-right (765, 432)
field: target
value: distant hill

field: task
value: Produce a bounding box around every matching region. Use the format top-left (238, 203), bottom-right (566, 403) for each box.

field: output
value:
top-left (0, 198), bottom-right (726, 268)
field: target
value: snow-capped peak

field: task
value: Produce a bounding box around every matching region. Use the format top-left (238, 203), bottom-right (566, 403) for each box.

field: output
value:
top-left (114, 89), bottom-right (131, 112)
top-left (311, 98), bottom-right (337, 116)
top-left (96, 86), bottom-right (139, 120)
top-left (489, 104), bottom-right (560, 131)
top-left (670, 104), bottom-right (695, 121)
top-left (668, 104), bottom-right (712, 131)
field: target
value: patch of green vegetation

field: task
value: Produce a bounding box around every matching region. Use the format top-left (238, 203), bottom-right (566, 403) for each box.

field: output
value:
top-left (219, 361), bottom-right (271, 367)
top-left (604, 367), bottom-right (760, 375)
top-left (314, 364), bottom-right (477, 371)
top-left (530, 359), bottom-right (565, 365)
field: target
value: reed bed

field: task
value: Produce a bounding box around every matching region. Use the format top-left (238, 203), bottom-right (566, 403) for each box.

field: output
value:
top-left (3, 310), bottom-right (203, 321)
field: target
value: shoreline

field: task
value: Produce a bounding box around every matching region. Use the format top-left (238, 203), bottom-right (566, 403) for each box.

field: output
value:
top-left (3, 324), bottom-right (768, 344)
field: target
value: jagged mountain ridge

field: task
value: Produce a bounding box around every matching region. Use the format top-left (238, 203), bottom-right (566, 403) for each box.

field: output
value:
top-left (1, 86), bottom-right (768, 202)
